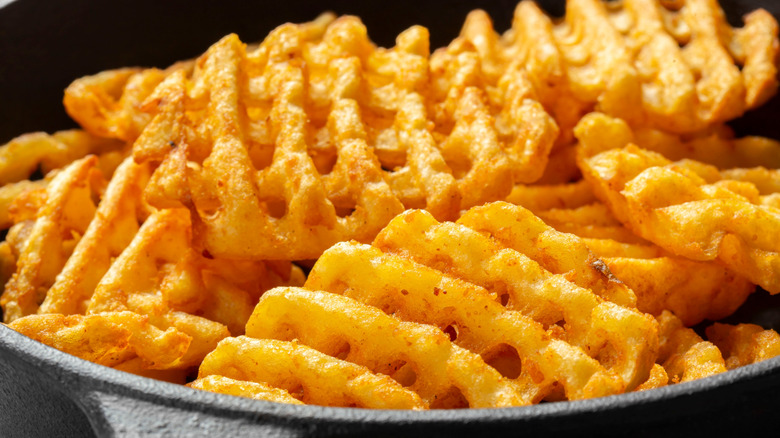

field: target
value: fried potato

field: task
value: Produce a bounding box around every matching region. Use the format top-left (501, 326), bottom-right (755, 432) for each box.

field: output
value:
top-left (379, 208), bottom-right (655, 390)
top-left (634, 364), bottom-right (669, 391)
top-left (188, 375), bottom-right (303, 405)
top-left (0, 180), bottom-right (46, 230)
top-left (8, 312), bottom-right (192, 369)
top-left (198, 336), bottom-right (426, 409)
top-left (578, 142), bottom-right (780, 293)
top-left (579, 112), bottom-right (780, 170)
top-left (466, 0), bottom-right (778, 135)
top-left (656, 311), bottom-right (727, 383)
top-left (64, 64), bottom-right (194, 142)
top-left (37, 157), bottom-right (150, 315)
top-left (457, 202), bottom-right (635, 307)
top-left (604, 257), bottom-right (754, 326)
top-left (248, 287), bottom-right (531, 408)
top-left (307, 241), bottom-right (626, 402)
top-left (0, 130), bottom-right (124, 186)
top-left (87, 206), bottom-right (299, 344)
top-left (1, 157), bottom-right (102, 322)
top-left (305, 199), bottom-right (662, 403)
top-left (706, 322), bottom-right (780, 369)
top-left (134, 15), bottom-right (558, 259)
top-left (506, 180), bottom-right (596, 213)
top-left (531, 202), bottom-right (755, 326)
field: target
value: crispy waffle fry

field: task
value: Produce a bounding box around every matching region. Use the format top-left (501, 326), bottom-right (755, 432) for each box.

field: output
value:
top-left (457, 202), bottom-right (636, 307)
top-left (578, 112), bottom-right (780, 170)
top-left (83, 208), bottom-right (228, 366)
top-left (578, 141), bottom-right (780, 293)
top-left (135, 15), bottom-right (559, 259)
top-left (378, 208), bottom-right (655, 388)
top-left (198, 336), bottom-right (427, 409)
top-left (634, 364), bottom-right (669, 391)
top-left (0, 180), bottom-right (46, 230)
top-left (188, 375), bottom-right (304, 405)
top-left (533, 202), bottom-right (755, 326)
top-left (0, 130), bottom-right (124, 186)
top-left (505, 180), bottom-right (596, 212)
top-left (247, 287), bottom-right (530, 408)
top-left (64, 64), bottom-right (194, 142)
top-left (8, 312), bottom-right (192, 369)
top-left (306, 203), bottom-right (659, 401)
top-left (1, 157), bottom-right (102, 322)
top-left (87, 205), bottom-right (300, 341)
top-left (656, 311), bottom-right (727, 383)
top-left (464, 0), bottom-right (778, 135)
top-left (706, 323), bottom-right (780, 369)
top-left (37, 157), bottom-right (150, 316)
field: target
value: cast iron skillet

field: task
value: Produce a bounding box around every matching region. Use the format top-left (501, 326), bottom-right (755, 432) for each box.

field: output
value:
top-left (2, 0), bottom-right (780, 436)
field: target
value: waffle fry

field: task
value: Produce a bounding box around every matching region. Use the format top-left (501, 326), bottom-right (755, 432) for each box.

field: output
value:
top-left (198, 336), bottom-right (427, 409)
top-left (0, 130), bottom-right (125, 186)
top-left (578, 142), bottom-right (780, 294)
top-left (1, 157), bottom-right (102, 322)
top-left (307, 241), bottom-right (625, 402)
top-left (188, 375), bottom-right (304, 405)
top-left (64, 64), bottom-right (195, 143)
top-left (706, 323), bottom-right (780, 369)
top-left (8, 312), bottom-right (192, 369)
top-left (577, 112), bottom-right (780, 170)
top-left (247, 287), bottom-right (530, 408)
top-left (656, 311), bottom-right (727, 383)
top-left (306, 203), bottom-right (659, 401)
top-left (456, 202), bottom-right (636, 307)
top-left (134, 15), bottom-right (558, 260)
top-left (474, 0), bottom-right (780, 134)
top-left (0, 180), bottom-right (46, 229)
top-left (533, 202), bottom-right (755, 326)
top-left (505, 180), bottom-right (596, 213)
top-left (37, 157), bottom-right (150, 316)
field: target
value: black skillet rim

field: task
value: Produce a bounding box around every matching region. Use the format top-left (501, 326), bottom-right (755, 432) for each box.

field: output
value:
top-left (3, 320), bottom-right (780, 428)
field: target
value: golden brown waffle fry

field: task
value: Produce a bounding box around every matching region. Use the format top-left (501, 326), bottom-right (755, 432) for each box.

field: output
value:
top-left (656, 311), bottom-right (727, 383)
top-left (188, 375), bottom-right (304, 405)
top-left (706, 322), bottom-right (780, 369)
top-left (135, 15), bottom-right (558, 259)
top-left (578, 112), bottom-right (780, 170)
top-left (578, 141), bottom-right (780, 293)
top-left (247, 287), bottom-right (530, 408)
top-left (306, 241), bottom-right (630, 401)
top-left (463, 0), bottom-right (778, 135)
top-left (533, 202), bottom-right (755, 326)
top-left (83, 208), bottom-right (228, 366)
top-left (634, 364), bottom-right (669, 391)
top-left (8, 312), bottom-right (192, 369)
top-left (602, 257), bottom-right (753, 326)
top-left (457, 202), bottom-right (635, 307)
top-left (1, 157), bottom-right (102, 322)
top-left (375, 208), bottom-right (655, 390)
top-left (506, 180), bottom-right (596, 212)
top-left (198, 336), bottom-right (427, 409)
top-left (64, 64), bottom-right (194, 142)
top-left (86, 206), bottom-right (300, 357)
top-left (0, 130), bottom-right (124, 186)
top-left (0, 180), bottom-right (46, 230)
top-left (38, 157), bottom-right (150, 316)
top-left (306, 201), bottom-right (659, 402)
